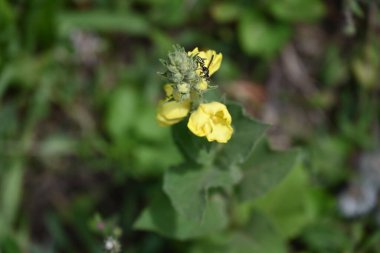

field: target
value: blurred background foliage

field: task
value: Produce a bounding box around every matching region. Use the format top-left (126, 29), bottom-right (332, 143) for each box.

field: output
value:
top-left (0, 0), bottom-right (380, 252)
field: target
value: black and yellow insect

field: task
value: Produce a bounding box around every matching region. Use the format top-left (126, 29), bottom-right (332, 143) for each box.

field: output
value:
top-left (194, 54), bottom-right (214, 82)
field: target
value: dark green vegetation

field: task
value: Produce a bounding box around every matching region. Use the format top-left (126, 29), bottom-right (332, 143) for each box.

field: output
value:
top-left (0, 0), bottom-right (379, 252)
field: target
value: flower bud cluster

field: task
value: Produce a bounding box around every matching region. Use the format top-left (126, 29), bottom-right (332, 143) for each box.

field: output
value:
top-left (159, 45), bottom-right (202, 101)
top-left (156, 45), bottom-right (233, 143)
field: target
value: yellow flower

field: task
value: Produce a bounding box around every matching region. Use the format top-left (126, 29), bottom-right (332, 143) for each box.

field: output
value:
top-left (157, 100), bottom-right (190, 126)
top-left (187, 102), bottom-right (233, 143)
top-left (188, 47), bottom-right (223, 90)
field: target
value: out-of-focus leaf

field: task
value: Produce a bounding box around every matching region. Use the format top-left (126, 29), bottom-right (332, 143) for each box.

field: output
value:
top-left (163, 163), bottom-right (241, 221)
top-left (215, 103), bottom-right (268, 167)
top-left (38, 134), bottom-right (77, 157)
top-left (151, 29), bottom-right (174, 56)
top-left (352, 42), bottom-right (380, 89)
top-left (237, 141), bottom-right (299, 201)
top-left (149, 1), bottom-right (188, 27)
top-left (189, 210), bottom-right (286, 253)
top-left (0, 0), bottom-right (14, 28)
top-left (106, 87), bottom-right (139, 140)
top-left (253, 164), bottom-right (316, 239)
top-left (134, 143), bottom-right (182, 175)
top-left (134, 106), bottom-right (167, 142)
top-left (0, 235), bottom-right (22, 253)
top-left (238, 12), bottom-right (291, 58)
top-left (24, 0), bottom-right (61, 51)
top-left (347, 0), bottom-right (364, 17)
top-left (301, 220), bottom-right (352, 253)
top-left (309, 91), bottom-right (335, 109)
top-left (309, 136), bottom-right (350, 185)
top-left (227, 210), bottom-right (286, 253)
top-left (59, 11), bottom-right (150, 35)
top-left (211, 3), bottom-right (241, 23)
top-left (0, 162), bottom-right (24, 238)
top-left (134, 190), bottom-right (228, 240)
top-left (267, 0), bottom-right (325, 22)
top-left (0, 65), bottom-right (14, 98)
top-left (321, 46), bottom-right (349, 87)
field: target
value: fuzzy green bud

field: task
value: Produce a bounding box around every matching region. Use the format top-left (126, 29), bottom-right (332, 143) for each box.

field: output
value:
top-left (159, 45), bottom-right (201, 88)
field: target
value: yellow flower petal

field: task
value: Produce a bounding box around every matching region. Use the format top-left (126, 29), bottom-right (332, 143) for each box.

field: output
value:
top-left (188, 47), bottom-right (199, 56)
top-left (164, 83), bottom-right (173, 97)
top-left (205, 50), bottom-right (222, 76)
top-left (187, 102), bottom-right (233, 143)
top-left (199, 102), bottom-right (232, 125)
top-left (187, 107), bottom-right (213, 137)
top-left (206, 122), bottom-right (233, 143)
top-left (157, 100), bottom-right (190, 126)
top-left (188, 48), bottom-right (223, 77)
top-left (196, 79), bottom-right (208, 91)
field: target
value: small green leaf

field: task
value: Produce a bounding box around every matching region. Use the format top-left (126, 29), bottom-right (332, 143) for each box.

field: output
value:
top-left (105, 87), bottom-right (138, 140)
top-left (59, 11), bottom-right (150, 35)
top-left (163, 163), bottom-right (241, 222)
top-left (238, 141), bottom-right (299, 201)
top-left (215, 103), bottom-right (268, 167)
top-left (0, 161), bottom-right (24, 238)
top-left (268, 0), bottom-right (325, 22)
top-left (238, 12), bottom-right (291, 58)
top-left (134, 190), bottom-right (228, 240)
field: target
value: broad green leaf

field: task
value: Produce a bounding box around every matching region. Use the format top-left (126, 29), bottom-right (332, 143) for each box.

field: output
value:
top-left (238, 141), bottom-right (299, 201)
top-left (163, 163), bottom-right (241, 221)
top-left (190, 210), bottom-right (286, 253)
top-left (59, 11), bottom-right (150, 35)
top-left (253, 164), bottom-right (316, 239)
top-left (215, 103), bottom-right (268, 167)
top-left (301, 220), bottom-right (353, 253)
top-left (134, 191), bottom-right (228, 240)
top-left (238, 12), bottom-right (291, 58)
top-left (267, 0), bottom-right (325, 22)
top-left (227, 210), bottom-right (286, 253)
top-left (105, 87), bottom-right (138, 140)
top-left (172, 119), bottom-right (214, 164)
